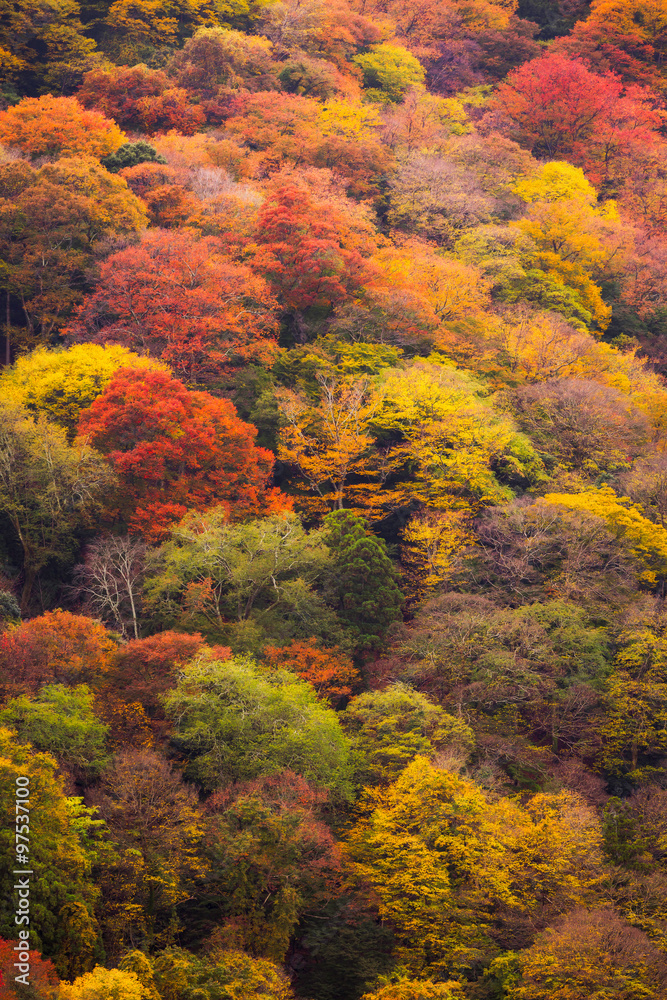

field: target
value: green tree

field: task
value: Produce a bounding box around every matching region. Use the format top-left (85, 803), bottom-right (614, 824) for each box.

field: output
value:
top-left (0, 685), bottom-right (109, 780)
top-left (341, 683), bottom-right (474, 786)
top-left (144, 509), bottom-right (349, 651)
top-left (101, 141), bottom-right (167, 174)
top-left (163, 652), bottom-right (354, 798)
top-left (353, 44), bottom-right (426, 103)
top-left (323, 510), bottom-right (403, 652)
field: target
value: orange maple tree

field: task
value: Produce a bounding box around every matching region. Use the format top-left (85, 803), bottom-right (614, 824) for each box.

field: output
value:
top-left (0, 939), bottom-right (59, 998)
top-left (67, 229), bottom-right (278, 385)
top-left (0, 610), bottom-right (116, 695)
top-left (0, 95), bottom-right (126, 160)
top-left (263, 638), bottom-right (360, 706)
top-left (249, 177), bottom-right (379, 316)
top-left (78, 64), bottom-right (205, 134)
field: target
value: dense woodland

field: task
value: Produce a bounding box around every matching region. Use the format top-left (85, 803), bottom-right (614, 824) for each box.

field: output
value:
top-left (4, 0), bottom-right (667, 996)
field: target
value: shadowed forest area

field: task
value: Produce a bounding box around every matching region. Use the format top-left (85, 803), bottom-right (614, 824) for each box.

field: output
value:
top-left (2, 0), bottom-right (667, 997)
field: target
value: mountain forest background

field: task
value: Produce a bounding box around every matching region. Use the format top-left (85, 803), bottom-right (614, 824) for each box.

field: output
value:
top-left (2, 0), bottom-right (667, 997)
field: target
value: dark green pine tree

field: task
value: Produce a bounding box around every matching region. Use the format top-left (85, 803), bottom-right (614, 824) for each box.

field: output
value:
top-left (323, 510), bottom-right (404, 652)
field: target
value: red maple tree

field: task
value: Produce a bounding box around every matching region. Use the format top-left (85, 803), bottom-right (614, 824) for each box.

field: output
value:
top-left (493, 53), bottom-right (664, 187)
top-left (249, 178), bottom-right (379, 316)
top-left (66, 229), bottom-right (278, 385)
top-left (78, 367), bottom-right (288, 539)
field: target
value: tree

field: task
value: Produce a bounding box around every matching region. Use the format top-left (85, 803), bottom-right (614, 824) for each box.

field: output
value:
top-left (361, 981), bottom-right (465, 1000)
top-left (0, 611), bottom-right (116, 695)
top-left (58, 966), bottom-right (148, 1000)
top-left (222, 92), bottom-right (390, 195)
top-left (78, 64), bottom-right (168, 124)
top-left (169, 26), bottom-right (276, 98)
top-left (100, 631), bottom-right (211, 732)
top-left (163, 652), bottom-right (354, 797)
top-left (276, 371), bottom-right (383, 516)
top-left (248, 178), bottom-right (379, 317)
top-left (278, 53), bottom-right (349, 100)
top-left (197, 772), bottom-right (342, 960)
top-left (0, 401), bottom-right (115, 612)
top-left (401, 594), bottom-right (610, 756)
top-left (0, 345), bottom-right (163, 441)
top-left (0, 0), bottom-right (98, 97)
top-left (78, 65), bottom-right (204, 135)
top-left (511, 377), bottom-right (648, 477)
top-left (263, 639), bottom-right (360, 706)
top-left (467, 498), bottom-right (639, 607)
top-left (67, 229), bottom-right (278, 386)
top-left (0, 728), bottom-right (101, 978)
top-left (323, 510), bottom-right (404, 652)
top-left (0, 937), bottom-right (60, 999)
top-left (341, 683), bottom-right (474, 786)
top-left (77, 367), bottom-right (280, 540)
top-left (353, 44), bottom-right (426, 102)
top-left (102, 141), bottom-right (167, 174)
top-left (258, 0), bottom-right (380, 65)
top-left (372, 360), bottom-right (542, 511)
top-left (504, 907), bottom-right (667, 999)
top-left (0, 96), bottom-right (126, 160)
top-left (386, 155), bottom-right (500, 247)
top-left (352, 0), bottom-right (516, 57)
top-left (373, 242), bottom-right (491, 319)
top-left (90, 750), bottom-right (206, 952)
top-left (149, 947), bottom-right (296, 1000)
top-left (542, 486), bottom-right (667, 589)
top-left (619, 454), bottom-right (667, 527)
top-left (72, 536), bottom-right (147, 639)
top-left (0, 592), bottom-right (20, 626)
top-left (0, 160), bottom-right (146, 348)
top-left (0, 684), bottom-right (109, 780)
top-left (492, 54), bottom-right (664, 188)
top-left (597, 672), bottom-right (667, 784)
top-left (143, 509), bottom-right (345, 650)
top-left (346, 756), bottom-right (605, 977)
top-left (584, 0), bottom-right (667, 68)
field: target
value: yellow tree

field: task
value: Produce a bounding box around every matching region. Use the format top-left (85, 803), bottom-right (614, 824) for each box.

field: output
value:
top-left (510, 162), bottom-right (625, 332)
top-left (0, 345), bottom-right (165, 440)
top-left (362, 980), bottom-right (466, 1000)
top-left (375, 360), bottom-right (540, 509)
top-left (58, 967), bottom-right (149, 1000)
top-left (400, 509), bottom-right (473, 602)
top-left (586, 0), bottom-right (667, 62)
top-left (503, 907), bottom-right (667, 1000)
top-left (542, 486), bottom-right (667, 587)
top-left (345, 757), bottom-right (604, 978)
top-left (373, 242), bottom-right (491, 324)
top-left (276, 371), bottom-right (384, 516)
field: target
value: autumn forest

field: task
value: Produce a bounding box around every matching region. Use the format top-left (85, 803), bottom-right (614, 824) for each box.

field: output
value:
top-left (2, 0), bottom-right (667, 996)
